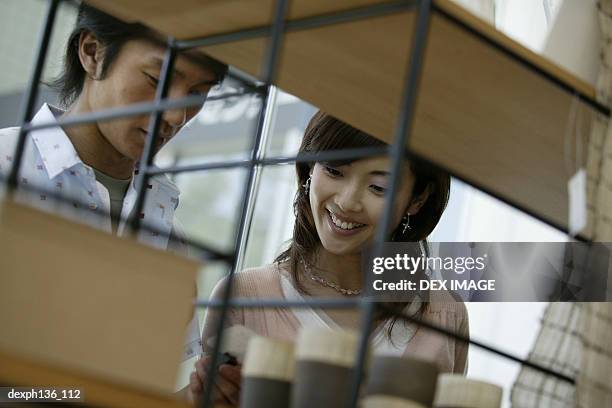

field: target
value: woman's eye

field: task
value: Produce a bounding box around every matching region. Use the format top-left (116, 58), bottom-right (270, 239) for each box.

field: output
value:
top-left (370, 185), bottom-right (387, 195)
top-left (323, 166), bottom-right (342, 177)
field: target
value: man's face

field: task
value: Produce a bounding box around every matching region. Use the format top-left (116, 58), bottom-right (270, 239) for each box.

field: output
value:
top-left (86, 39), bottom-right (219, 162)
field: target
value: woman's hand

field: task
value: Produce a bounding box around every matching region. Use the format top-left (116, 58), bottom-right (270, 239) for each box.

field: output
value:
top-left (187, 355), bottom-right (242, 406)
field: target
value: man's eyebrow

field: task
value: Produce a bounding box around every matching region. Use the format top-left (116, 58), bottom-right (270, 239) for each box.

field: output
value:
top-left (149, 57), bottom-right (185, 79)
top-left (370, 170), bottom-right (390, 176)
top-left (149, 56), bottom-right (219, 86)
top-left (192, 78), bottom-right (220, 87)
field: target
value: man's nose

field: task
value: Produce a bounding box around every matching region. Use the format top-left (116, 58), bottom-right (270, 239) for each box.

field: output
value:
top-left (162, 86), bottom-right (197, 131)
top-left (163, 107), bottom-right (187, 130)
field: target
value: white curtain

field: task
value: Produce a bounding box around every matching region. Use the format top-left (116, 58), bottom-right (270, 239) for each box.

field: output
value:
top-left (512, 1), bottom-right (612, 407)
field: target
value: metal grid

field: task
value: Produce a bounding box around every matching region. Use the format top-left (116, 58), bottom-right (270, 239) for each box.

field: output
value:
top-left (4, 0), bottom-right (604, 406)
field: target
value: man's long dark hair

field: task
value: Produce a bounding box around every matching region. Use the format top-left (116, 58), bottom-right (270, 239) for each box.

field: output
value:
top-left (49, 4), bottom-right (227, 107)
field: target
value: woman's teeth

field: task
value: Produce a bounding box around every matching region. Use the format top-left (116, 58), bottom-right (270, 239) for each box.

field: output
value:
top-left (329, 210), bottom-right (364, 230)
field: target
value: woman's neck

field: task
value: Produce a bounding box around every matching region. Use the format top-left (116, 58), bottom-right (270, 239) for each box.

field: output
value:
top-left (61, 98), bottom-right (134, 180)
top-left (311, 247), bottom-right (363, 291)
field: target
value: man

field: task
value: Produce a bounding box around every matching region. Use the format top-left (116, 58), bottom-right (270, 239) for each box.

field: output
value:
top-left (0, 3), bottom-right (227, 371)
top-left (0, 4), bottom-right (226, 249)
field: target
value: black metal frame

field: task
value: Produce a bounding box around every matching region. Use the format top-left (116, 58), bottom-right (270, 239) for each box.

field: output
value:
top-left (6, 0), bottom-right (600, 406)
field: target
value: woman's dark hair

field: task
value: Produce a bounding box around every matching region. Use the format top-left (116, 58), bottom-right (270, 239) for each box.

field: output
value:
top-left (50, 4), bottom-right (227, 107)
top-left (274, 111), bottom-right (451, 338)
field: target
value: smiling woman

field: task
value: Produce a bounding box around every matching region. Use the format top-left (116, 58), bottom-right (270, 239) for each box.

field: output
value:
top-left (189, 112), bottom-right (468, 406)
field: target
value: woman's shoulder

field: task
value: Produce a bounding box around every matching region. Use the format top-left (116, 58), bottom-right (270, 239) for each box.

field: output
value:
top-left (424, 289), bottom-right (468, 318)
top-left (211, 263), bottom-right (285, 299)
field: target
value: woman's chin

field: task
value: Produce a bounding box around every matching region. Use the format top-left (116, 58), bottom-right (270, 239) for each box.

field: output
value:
top-left (320, 239), bottom-right (363, 257)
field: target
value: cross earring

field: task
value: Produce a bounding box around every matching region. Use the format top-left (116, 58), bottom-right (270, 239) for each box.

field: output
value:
top-left (302, 175), bottom-right (312, 195)
top-left (401, 213), bottom-right (411, 234)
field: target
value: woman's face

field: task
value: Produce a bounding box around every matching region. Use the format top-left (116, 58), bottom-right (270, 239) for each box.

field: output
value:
top-left (84, 38), bottom-right (218, 161)
top-left (309, 157), bottom-right (416, 256)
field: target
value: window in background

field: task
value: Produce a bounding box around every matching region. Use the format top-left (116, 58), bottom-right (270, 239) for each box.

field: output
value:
top-left (0, 0), bottom-right (76, 127)
top-left (444, 1), bottom-right (568, 407)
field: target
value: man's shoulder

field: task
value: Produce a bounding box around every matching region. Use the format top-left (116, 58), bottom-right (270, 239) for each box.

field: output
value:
top-left (0, 127), bottom-right (21, 147)
top-left (147, 165), bottom-right (180, 197)
top-left (0, 127), bottom-right (22, 172)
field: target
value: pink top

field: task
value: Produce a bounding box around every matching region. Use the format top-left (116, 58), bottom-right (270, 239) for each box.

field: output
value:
top-left (201, 264), bottom-right (469, 374)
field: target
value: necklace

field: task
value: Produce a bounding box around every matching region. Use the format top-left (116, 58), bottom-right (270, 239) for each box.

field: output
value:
top-left (301, 259), bottom-right (362, 296)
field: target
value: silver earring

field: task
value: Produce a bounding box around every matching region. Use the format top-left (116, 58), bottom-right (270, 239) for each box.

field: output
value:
top-left (302, 175), bottom-right (311, 195)
top-left (401, 213), bottom-right (411, 234)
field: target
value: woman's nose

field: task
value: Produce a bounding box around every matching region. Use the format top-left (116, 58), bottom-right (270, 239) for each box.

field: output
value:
top-left (335, 185), bottom-right (363, 213)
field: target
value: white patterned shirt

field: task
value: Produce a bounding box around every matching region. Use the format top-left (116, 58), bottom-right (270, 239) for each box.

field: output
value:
top-left (0, 103), bottom-right (184, 251)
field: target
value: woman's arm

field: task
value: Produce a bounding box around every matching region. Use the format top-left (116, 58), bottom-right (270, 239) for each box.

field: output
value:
top-left (187, 276), bottom-right (246, 406)
top-left (454, 303), bottom-right (470, 374)
top-left (200, 276), bottom-right (246, 353)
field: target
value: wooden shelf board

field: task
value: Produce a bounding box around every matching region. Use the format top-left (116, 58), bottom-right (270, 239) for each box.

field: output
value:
top-left (0, 201), bottom-right (199, 397)
top-left (83, 0), bottom-right (599, 233)
top-left (0, 351), bottom-right (190, 408)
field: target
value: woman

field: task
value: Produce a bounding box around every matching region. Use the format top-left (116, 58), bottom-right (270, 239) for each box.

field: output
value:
top-left (188, 111), bottom-right (468, 406)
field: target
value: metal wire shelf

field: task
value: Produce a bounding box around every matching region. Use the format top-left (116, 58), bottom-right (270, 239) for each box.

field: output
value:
top-left (3, 0), bottom-right (593, 406)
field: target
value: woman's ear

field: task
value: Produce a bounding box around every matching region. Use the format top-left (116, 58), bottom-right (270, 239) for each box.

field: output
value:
top-left (78, 31), bottom-right (104, 79)
top-left (407, 183), bottom-right (433, 215)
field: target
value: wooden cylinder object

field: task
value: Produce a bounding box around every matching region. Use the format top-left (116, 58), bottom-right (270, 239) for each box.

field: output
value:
top-left (240, 336), bottom-right (294, 408)
top-left (433, 374), bottom-right (503, 408)
top-left (362, 355), bottom-right (439, 408)
top-left (291, 327), bottom-right (360, 408)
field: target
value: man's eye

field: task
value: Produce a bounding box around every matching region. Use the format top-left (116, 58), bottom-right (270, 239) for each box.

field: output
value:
top-left (189, 89), bottom-right (209, 97)
top-left (145, 73), bottom-right (159, 86)
top-left (323, 166), bottom-right (342, 177)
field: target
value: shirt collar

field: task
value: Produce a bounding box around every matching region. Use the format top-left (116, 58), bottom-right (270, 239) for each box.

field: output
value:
top-left (30, 104), bottom-right (180, 196)
top-left (30, 103), bottom-right (82, 179)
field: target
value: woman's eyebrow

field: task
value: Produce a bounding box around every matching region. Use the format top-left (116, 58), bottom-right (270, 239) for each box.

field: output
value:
top-left (370, 170), bottom-right (390, 176)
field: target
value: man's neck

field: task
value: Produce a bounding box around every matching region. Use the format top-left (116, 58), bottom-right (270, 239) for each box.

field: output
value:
top-left (61, 99), bottom-right (134, 180)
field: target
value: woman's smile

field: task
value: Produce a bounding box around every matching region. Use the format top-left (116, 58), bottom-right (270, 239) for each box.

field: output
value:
top-left (325, 208), bottom-right (366, 237)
